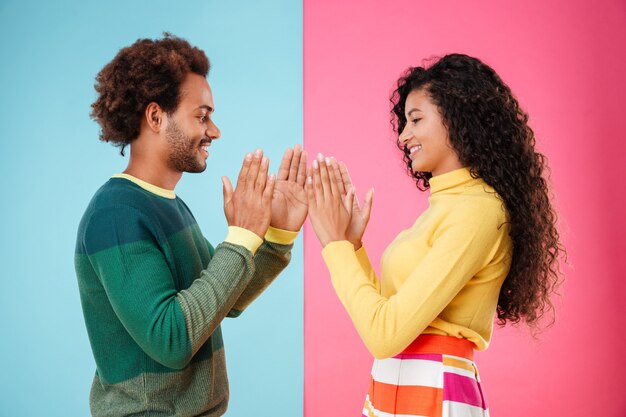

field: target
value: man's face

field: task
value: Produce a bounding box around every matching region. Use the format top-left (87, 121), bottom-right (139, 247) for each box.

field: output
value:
top-left (164, 73), bottom-right (220, 173)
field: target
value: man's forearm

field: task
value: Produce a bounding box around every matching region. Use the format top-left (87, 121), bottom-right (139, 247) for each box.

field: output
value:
top-left (227, 240), bottom-right (292, 317)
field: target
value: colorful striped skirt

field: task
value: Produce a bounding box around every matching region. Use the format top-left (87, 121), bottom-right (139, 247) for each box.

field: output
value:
top-left (362, 334), bottom-right (489, 417)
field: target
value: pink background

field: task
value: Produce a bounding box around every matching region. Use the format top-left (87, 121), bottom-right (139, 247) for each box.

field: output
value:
top-left (303, 1), bottom-right (626, 416)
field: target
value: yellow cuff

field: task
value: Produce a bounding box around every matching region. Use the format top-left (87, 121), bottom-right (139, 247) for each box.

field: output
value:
top-left (265, 226), bottom-right (299, 245)
top-left (321, 240), bottom-right (355, 264)
top-left (224, 226), bottom-right (263, 255)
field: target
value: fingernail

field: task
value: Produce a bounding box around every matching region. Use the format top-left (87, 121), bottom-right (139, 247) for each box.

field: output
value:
top-left (307, 176), bottom-right (312, 184)
top-left (255, 148), bottom-right (262, 157)
top-left (262, 156), bottom-right (268, 165)
top-left (269, 173), bottom-right (276, 180)
top-left (325, 157), bottom-right (331, 165)
top-left (317, 152), bottom-right (324, 161)
top-left (245, 153), bottom-right (253, 161)
top-left (313, 159), bottom-right (319, 169)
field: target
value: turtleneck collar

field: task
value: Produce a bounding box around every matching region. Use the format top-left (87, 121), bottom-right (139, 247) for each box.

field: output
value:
top-left (429, 167), bottom-right (475, 194)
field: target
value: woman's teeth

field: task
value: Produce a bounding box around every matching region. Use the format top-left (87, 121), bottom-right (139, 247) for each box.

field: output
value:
top-left (409, 145), bottom-right (422, 154)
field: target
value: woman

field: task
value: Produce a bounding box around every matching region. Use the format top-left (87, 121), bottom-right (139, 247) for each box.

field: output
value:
top-left (306, 53), bottom-right (564, 417)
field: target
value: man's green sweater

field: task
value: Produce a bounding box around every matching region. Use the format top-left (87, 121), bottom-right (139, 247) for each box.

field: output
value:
top-left (75, 174), bottom-right (296, 416)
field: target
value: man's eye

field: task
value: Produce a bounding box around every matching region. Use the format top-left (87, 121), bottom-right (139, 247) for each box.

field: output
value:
top-left (199, 116), bottom-right (207, 123)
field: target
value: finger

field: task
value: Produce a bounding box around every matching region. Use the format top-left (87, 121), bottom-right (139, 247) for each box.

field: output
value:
top-left (263, 173), bottom-right (276, 206)
top-left (331, 158), bottom-right (346, 195)
top-left (338, 161), bottom-right (355, 197)
top-left (318, 153), bottom-right (333, 199)
top-left (343, 186), bottom-right (358, 212)
top-left (288, 144), bottom-right (302, 182)
top-left (256, 156), bottom-right (269, 191)
top-left (237, 152), bottom-right (253, 188)
top-left (326, 157), bottom-right (340, 199)
top-left (312, 158), bottom-right (324, 205)
top-left (222, 176), bottom-right (233, 204)
top-left (305, 176), bottom-right (316, 210)
top-left (246, 148), bottom-right (263, 189)
top-left (361, 188), bottom-right (375, 221)
top-left (277, 148), bottom-right (294, 181)
top-left (345, 187), bottom-right (355, 215)
top-left (296, 150), bottom-right (308, 186)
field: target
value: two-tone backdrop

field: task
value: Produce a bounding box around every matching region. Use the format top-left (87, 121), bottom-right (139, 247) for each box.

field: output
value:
top-left (1, 0), bottom-right (624, 416)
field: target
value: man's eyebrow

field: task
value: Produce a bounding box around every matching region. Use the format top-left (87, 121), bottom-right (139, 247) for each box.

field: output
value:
top-left (406, 108), bottom-right (421, 116)
top-left (197, 105), bottom-right (214, 113)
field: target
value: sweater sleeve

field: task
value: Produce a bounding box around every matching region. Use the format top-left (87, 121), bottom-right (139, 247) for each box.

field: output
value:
top-left (226, 226), bottom-right (298, 317)
top-left (321, 201), bottom-right (505, 359)
top-left (84, 207), bottom-right (257, 369)
top-left (354, 245), bottom-right (381, 292)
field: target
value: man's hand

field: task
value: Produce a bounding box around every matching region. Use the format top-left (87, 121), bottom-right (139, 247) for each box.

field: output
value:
top-left (222, 149), bottom-right (275, 239)
top-left (270, 144), bottom-right (308, 232)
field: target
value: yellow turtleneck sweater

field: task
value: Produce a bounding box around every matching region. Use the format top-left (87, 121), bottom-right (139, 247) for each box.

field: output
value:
top-left (321, 167), bottom-right (513, 359)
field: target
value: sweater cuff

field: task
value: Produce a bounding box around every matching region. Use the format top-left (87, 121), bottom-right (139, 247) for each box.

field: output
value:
top-left (321, 240), bottom-right (357, 268)
top-left (355, 245), bottom-right (368, 258)
top-left (225, 226), bottom-right (263, 255)
top-left (265, 226), bottom-right (299, 245)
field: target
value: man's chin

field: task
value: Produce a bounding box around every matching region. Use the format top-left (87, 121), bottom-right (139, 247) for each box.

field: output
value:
top-left (186, 162), bottom-right (207, 174)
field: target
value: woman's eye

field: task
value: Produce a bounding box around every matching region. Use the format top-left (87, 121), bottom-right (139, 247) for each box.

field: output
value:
top-left (412, 118), bottom-right (421, 125)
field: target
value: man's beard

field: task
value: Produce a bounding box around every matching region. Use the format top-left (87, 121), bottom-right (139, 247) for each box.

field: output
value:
top-left (165, 119), bottom-right (207, 173)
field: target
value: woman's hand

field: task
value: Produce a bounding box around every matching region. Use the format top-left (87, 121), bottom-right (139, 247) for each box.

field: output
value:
top-left (306, 154), bottom-right (354, 247)
top-left (330, 159), bottom-right (374, 250)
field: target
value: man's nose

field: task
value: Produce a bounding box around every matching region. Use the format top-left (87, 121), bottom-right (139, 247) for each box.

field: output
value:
top-left (207, 122), bottom-right (220, 140)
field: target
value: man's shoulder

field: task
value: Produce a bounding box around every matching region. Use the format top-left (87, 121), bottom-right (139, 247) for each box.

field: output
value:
top-left (77, 179), bottom-right (156, 243)
top-left (91, 177), bottom-right (151, 207)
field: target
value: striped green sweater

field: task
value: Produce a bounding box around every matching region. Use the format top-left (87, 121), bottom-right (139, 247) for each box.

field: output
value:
top-left (75, 174), bottom-right (296, 416)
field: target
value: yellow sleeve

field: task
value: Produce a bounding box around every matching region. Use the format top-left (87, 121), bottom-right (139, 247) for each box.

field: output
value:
top-left (321, 200), bottom-right (506, 359)
top-left (224, 226), bottom-right (263, 255)
top-left (355, 246), bottom-right (381, 292)
top-left (264, 226), bottom-right (299, 245)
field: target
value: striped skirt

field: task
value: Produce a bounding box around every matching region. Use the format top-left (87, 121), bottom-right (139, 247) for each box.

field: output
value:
top-left (362, 335), bottom-right (489, 417)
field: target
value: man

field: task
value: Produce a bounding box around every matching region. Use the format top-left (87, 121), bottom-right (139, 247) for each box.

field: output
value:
top-left (75, 34), bottom-right (307, 416)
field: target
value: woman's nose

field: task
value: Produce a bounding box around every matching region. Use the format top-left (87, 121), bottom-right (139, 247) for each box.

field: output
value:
top-left (398, 126), bottom-right (412, 144)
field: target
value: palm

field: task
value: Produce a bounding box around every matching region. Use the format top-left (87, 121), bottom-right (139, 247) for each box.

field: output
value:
top-left (346, 203), bottom-right (368, 244)
top-left (271, 180), bottom-right (308, 231)
top-left (269, 145), bottom-right (308, 232)
top-left (333, 160), bottom-right (374, 248)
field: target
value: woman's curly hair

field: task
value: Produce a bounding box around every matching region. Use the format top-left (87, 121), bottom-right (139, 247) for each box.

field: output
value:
top-left (91, 33), bottom-right (210, 155)
top-left (390, 53), bottom-right (565, 328)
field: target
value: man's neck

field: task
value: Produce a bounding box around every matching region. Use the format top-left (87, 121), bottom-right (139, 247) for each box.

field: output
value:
top-left (123, 155), bottom-right (182, 191)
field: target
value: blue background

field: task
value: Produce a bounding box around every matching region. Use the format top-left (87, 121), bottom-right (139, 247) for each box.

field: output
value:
top-left (0, 0), bottom-right (303, 415)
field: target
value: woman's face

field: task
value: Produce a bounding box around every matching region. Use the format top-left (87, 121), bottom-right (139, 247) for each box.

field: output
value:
top-left (399, 89), bottom-right (462, 177)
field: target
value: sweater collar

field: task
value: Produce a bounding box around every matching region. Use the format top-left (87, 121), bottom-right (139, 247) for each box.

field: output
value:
top-left (112, 173), bottom-right (176, 199)
top-left (429, 167), bottom-right (474, 194)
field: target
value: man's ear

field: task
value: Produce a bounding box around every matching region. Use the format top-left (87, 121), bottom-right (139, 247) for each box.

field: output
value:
top-left (145, 102), bottom-right (164, 133)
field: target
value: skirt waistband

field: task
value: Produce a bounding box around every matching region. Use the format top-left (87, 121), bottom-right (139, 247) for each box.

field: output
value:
top-left (400, 334), bottom-right (475, 361)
